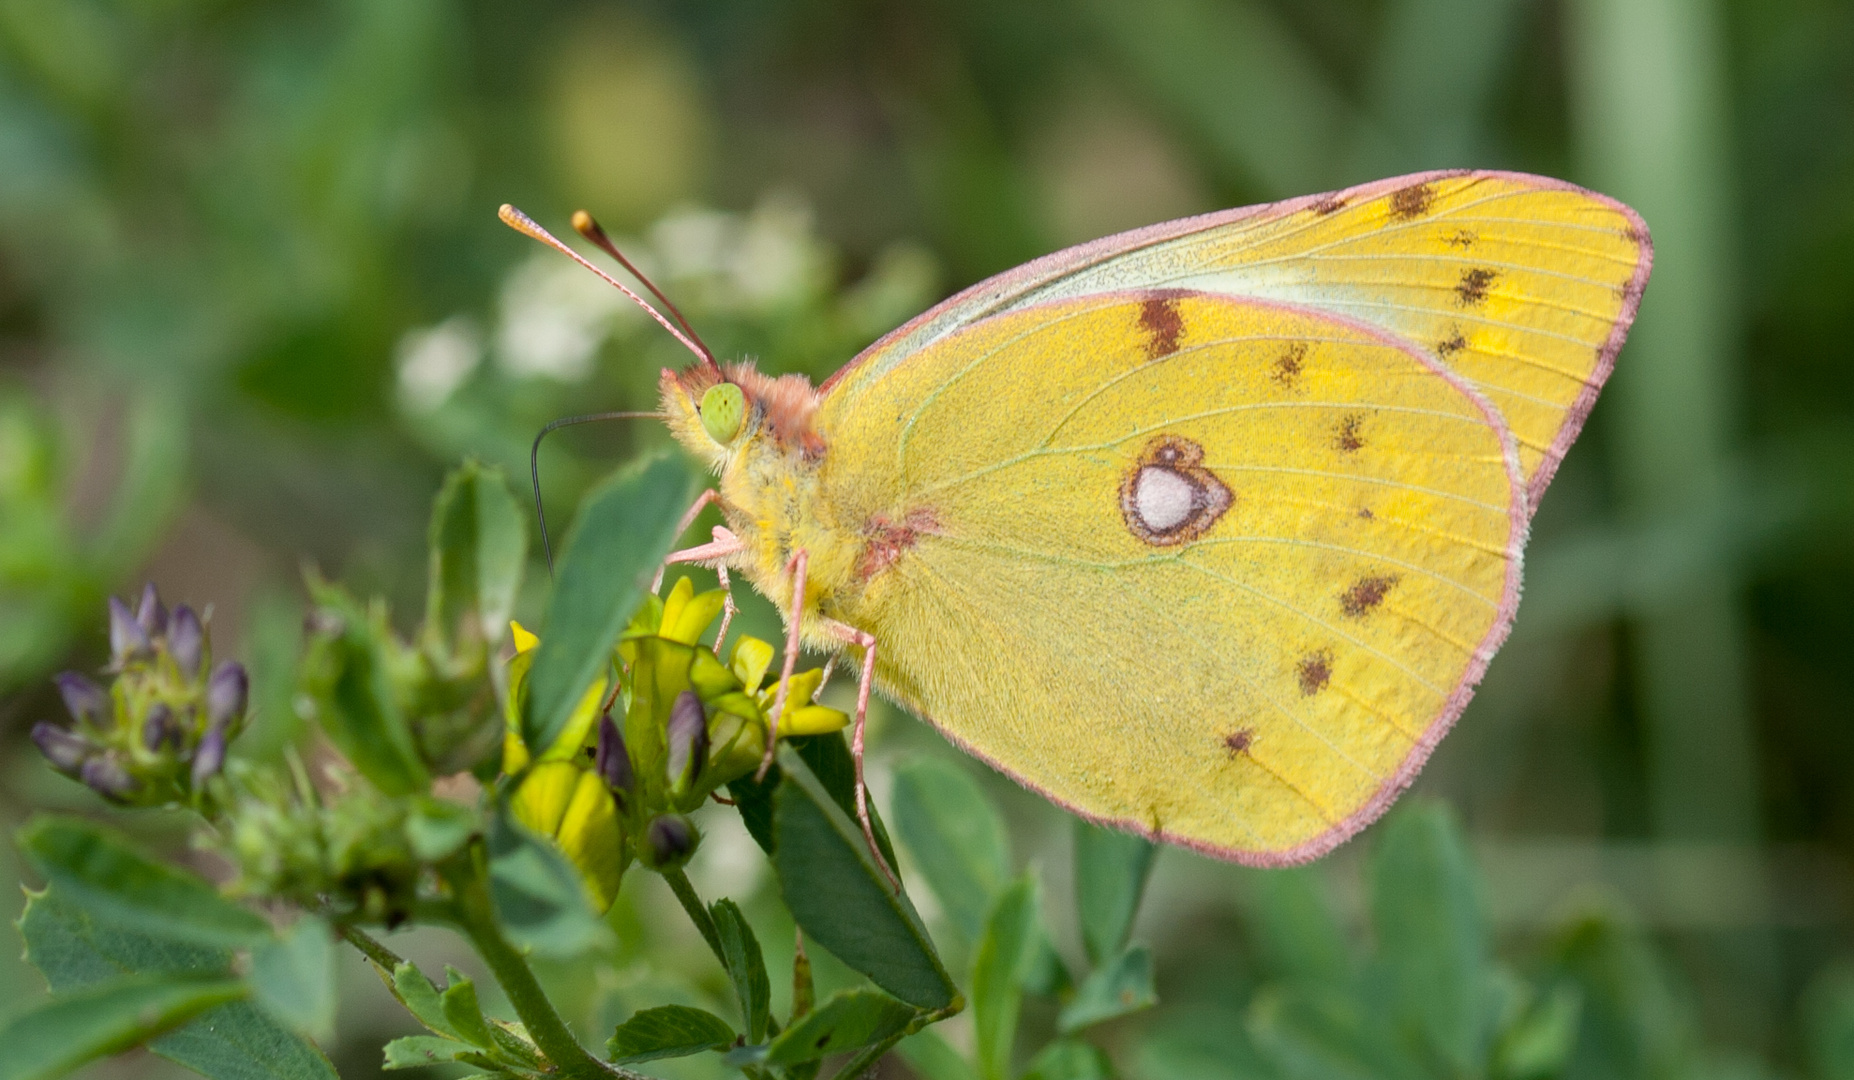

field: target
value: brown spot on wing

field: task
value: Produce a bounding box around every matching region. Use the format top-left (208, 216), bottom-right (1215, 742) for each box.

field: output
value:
top-left (1273, 343), bottom-right (1307, 385)
top-left (1389, 183), bottom-right (1433, 220)
top-left (1140, 296), bottom-right (1183, 358)
top-left (1335, 414), bottom-right (1365, 452)
top-left (1445, 228), bottom-right (1477, 248)
top-left (1297, 652), bottom-right (1332, 695)
top-left (1310, 194), bottom-right (1347, 216)
top-left (1357, 507), bottom-right (1374, 520)
top-left (1119, 435), bottom-right (1232, 546)
top-left (1456, 267), bottom-right (1497, 307)
top-left (1340, 574), bottom-right (1399, 616)
top-left (1437, 329), bottom-right (1468, 357)
top-left (1223, 729), bottom-right (1254, 755)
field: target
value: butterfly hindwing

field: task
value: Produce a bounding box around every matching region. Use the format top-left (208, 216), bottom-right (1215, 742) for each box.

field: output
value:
top-left (816, 293), bottom-right (1524, 862)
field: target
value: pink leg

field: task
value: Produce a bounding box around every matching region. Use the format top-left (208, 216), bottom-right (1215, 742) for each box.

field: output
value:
top-left (652, 489), bottom-right (722, 592)
top-left (662, 527), bottom-right (742, 570)
top-left (756, 549), bottom-right (808, 780)
top-left (713, 546), bottom-right (739, 647)
top-left (821, 617), bottom-right (897, 893)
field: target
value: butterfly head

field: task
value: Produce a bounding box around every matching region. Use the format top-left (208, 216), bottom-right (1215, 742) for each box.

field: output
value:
top-left (661, 361), bottom-right (825, 467)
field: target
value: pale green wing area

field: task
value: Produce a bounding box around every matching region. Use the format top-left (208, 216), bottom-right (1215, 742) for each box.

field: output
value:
top-left (817, 293), bottom-right (1523, 863)
top-left (826, 171), bottom-right (1648, 508)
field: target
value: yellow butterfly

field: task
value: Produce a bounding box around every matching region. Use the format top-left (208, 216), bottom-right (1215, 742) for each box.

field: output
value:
top-left (503, 170), bottom-right (1651, 867)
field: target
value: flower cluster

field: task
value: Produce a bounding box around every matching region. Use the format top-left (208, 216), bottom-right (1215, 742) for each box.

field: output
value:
top-left (505, 576), bottom-right (846, 909)
top-left (30, 584), bottom-right (248, 807)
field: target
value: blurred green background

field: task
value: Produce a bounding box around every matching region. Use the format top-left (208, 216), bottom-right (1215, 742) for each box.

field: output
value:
top-left (2, 0), bottom-right (1853, 1077)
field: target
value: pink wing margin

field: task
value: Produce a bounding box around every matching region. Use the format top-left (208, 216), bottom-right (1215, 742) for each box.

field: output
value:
top-left (822, 168), bottom-right (1654, 515)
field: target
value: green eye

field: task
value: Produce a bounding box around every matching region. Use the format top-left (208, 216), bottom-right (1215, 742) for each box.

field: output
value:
top-left (699, 382), bottom-right (746, 444)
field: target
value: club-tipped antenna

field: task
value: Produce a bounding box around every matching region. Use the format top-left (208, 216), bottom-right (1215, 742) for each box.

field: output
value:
top-left (499, 204), bottom-right (719, 375)
top-left (571, 210), bottom-right (716, 368)
top-left (531, 410), bottom-right (663, 576)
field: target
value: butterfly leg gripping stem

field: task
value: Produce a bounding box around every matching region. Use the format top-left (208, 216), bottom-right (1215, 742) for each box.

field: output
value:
top-left (758, 549), bottom-right (809, 781)
top-left (820, 616), bottom-right (898, 893)
top-left (652, 488), bottom-right (724, 592)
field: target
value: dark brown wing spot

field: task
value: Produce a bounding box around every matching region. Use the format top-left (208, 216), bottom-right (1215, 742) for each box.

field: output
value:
top-left (1437, 329), bottom-right (1468, 357)
top-left (1445, 228), bottom-right (1477, 248)
top-left (1340, 574), bottom-right (1399, 616)
top-left (1223, 729), bottom-right (1254, 755)
top-left (1311, 194), bottom-right (1347, 216)
top-left (1296, 652), bottom-right (1332, 695)
top-left (1273, 343), bottom-right (1307, 385)
top-left (1357, 507), bottom-right (1374, 520)
top-left (1140, 296), bottom-right (1184, 358)
top-left (1389, 183), bottom-right (1433, 221)
top-left (1335, 414), bottom-right (1365, 452)
top-left (1456, 267), bottom-right (1497, 307)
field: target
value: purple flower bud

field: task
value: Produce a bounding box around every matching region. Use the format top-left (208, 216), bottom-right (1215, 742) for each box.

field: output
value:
top-left (31, 722), bottom-right (94, 776)
top-left (142, 702), bottom-right (181, 752)
top-left (54, 672), bottom-right (111, 728)
top-left (644, 814), bottom-right (696, 868)
top-left (191, 720), bottom-right (228, 788)
top-left (665, 691), bottom-right (707, 790)
top-left (168, 605), bottom-right (204, 678)
top-left (81, 755), bottom-right (137, 802)
top-left (109, 596), bottom-right (152, 663)
top-left (206, 661), bottom-right (248, 729)
top-left (595, 711), bottom-right (633, 802)
top-left (135, 583), bottom-right (168, 637)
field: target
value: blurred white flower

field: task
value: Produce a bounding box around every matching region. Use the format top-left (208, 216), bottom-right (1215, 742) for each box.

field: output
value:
top-left (395, 316), bottom-right (482, 413)
top-left (495, 251), bottom-right (638, 382)
top-left (647, 190), bottom-right (830, 315)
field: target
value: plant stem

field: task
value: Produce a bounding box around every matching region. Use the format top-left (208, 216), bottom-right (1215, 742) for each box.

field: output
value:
top-left (446, 843), bottom-right (621, 1080)
top-left (336, 923), bottom-right (404, 972)
top-left (662, 866), bottom-right (729, 971)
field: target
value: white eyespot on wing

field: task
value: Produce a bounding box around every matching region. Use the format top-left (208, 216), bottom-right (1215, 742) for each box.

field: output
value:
top-left (1136, 467), bottom-right (1197, 532)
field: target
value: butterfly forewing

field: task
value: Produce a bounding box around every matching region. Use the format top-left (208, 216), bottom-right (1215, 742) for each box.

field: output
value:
top-left (829, 171), bottom-right (1648, 512)
top-left (818, 294), bottom-right (1523, 863)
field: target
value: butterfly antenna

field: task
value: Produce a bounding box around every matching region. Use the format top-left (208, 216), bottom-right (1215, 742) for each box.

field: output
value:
top-left (571, 210), bottom-right (717, 370)
top-left (499, 204), bottom-right (719, 375)
top-left (531, 411), bottom-right (663, 576)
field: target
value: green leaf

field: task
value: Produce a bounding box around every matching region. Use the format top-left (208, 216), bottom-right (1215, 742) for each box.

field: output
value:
top-left (891, 757), bottom-right (1010, 943)
top-left (1248, 986), bottom-right (1422, 1080)
top-left (405, 796), bottom-right (479, 862)
top-left (381, 1035), bottom-right (474, 1070)
top-left (17, 816), bottom-right (272, 949)
top-left (1132, 1010), bottom-right (1271, 1080)
top-left (727, 764), bottom-right (780, 853)
top-left (525, 452), bottom-right (698, 754)
top-left (0, 974), bottom-right (247, 1080)
top-left (972, 876), bottom-right (1039, 1080)
top-left (792, 733), bottom-right (900, 870)
top-left (772, 747), bottom-right (956, 1010)
top-left (761, 989), bottom-right (919, 1066)
top-left (486, 813), bottom-right (610, 957)
top-left (713, 898), bottom-right (772, 1043)
top-left (1492, 983), bottom-right (1581, 1080)
top-left (299, 582), bottom-right (430, 795)
top-left (1245, 868), bottom-right (1354, 987)
top-left (440, 967), bottom-right (498, 1050)
top-left (606, 1005), bottom-right (737, 1064)
top-left (1074, 821), bottom-right (1156, 966)
top-left (1808, 966), bottom-right (1854, 1080)
top-left (17, 886), bottom-right (337, 1080)
top-left (1058, 944), bottom-right (1157, 1033)
top-left (897, 1030), bottom-right (980, 1080)
top-left (1023, 1040), bottom-right (1116, 1080)
top-left (249, 916), bottom-right (335, 1039)
top-left (391, 963), bottom-right (456, 1038)
top-left (1368, 802), bottom-right (1488, 1074)
top-left (426, 459), bottom-right (527, 648)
